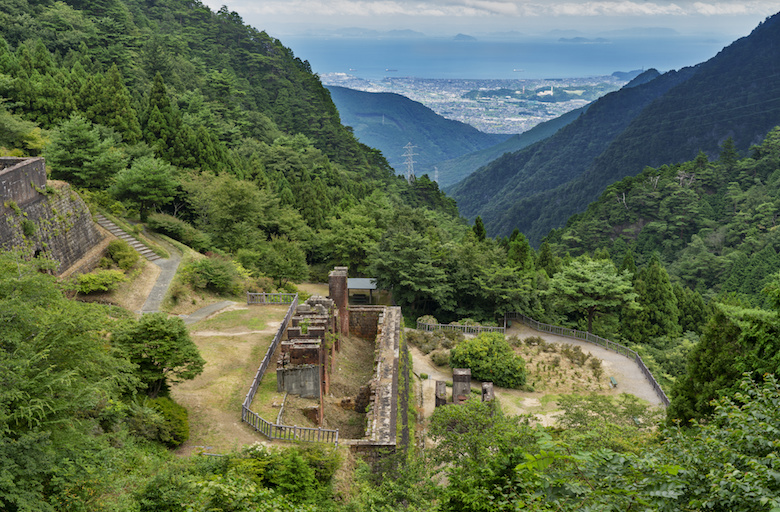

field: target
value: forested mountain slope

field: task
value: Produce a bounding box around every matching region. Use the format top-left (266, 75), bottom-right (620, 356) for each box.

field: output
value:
top-left (449, 68), bottom-right (687, 236)
top-left (549, 129), bottom-right (780, 307)
top-left (437, 105), bottom-right (588, 188)
top-left (453, 12), bottom-right (780, 245)
top-left (0, 0), bottom-right (461, 280)
top-left (326, 85), bottom-right (508, 178)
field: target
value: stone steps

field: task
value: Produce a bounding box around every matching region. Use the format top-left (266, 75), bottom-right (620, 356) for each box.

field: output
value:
top-left (95, 214), bottom-right (161, 262)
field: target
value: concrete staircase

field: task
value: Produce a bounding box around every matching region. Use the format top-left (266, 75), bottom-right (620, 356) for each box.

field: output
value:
top-left (95, 214), bottom-right (161, 262)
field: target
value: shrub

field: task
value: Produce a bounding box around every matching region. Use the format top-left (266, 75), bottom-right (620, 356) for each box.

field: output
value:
top-left (182, 256), bottom-right (241, 295)
top-left (404, 330), bottom-right (428, 349)
top-left (147, 396), bottom-right (189, 448)
top-left (430, 350), bottom-right (450, 367)
top-left (71, 269), bottom-right (127, 294)
top-left (589, 358), bottom-right (604, 380)
top-left (147, 213), bottom-right (213, 252)
top-left (21, 219), bottom-right (36, 237)
top-left (449, 332), bottom-right (526, 388)
top-left (561, 344), bottom-right (590, 366)
top-left (107, 239), bottom-right (140, 270)
top-left (420, 338), bottom-right (438, 355)
top-left (417, 315), bottom-right (438, 325)
top-left (524, 336), bottom-right (546, 346)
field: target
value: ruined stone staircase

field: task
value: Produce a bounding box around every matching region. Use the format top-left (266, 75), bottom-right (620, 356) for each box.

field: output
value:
top-left (95, 214), bottom-right (161, 262)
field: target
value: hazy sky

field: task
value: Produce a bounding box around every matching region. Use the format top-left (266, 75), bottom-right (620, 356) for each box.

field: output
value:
top-left (200, 1), bottom-right (778, 38)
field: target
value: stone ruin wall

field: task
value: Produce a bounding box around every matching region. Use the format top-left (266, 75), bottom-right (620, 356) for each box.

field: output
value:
top-left (344, 305), bottom-right (401, 458)
top-left (0, 158), bottom-right (104, 275)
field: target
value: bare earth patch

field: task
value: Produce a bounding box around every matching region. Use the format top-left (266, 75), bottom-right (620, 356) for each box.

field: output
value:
top-left (171, 306), bottom-right (288, 456)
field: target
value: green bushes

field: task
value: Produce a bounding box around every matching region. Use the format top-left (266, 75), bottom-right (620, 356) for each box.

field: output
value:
top-left (107, 239), bottom-right (140, 270)
top-left (71, 269), bottom-right (128, 293)
top-left (406, 327), bottom-right (464, 355)
top-left (449, 332), bottom-right (527, 388)
top-left (181, 256), bottom-right (242, 295)
top-left (125, 397), bottom-right (189, 448)
top-left (148, 397), bottom-right (189, 448)
top-left (147, 213), bottom-right (213, 252)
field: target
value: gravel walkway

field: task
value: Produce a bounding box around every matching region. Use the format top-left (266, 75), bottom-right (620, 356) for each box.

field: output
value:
top-left (140, 249), bottom-right (182, 314)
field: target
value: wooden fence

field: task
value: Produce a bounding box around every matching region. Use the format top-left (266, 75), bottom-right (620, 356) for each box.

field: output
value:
top-left (416, 321), bottom-right (505, 335)
top-left (247, 292), bottom-right (298, 305)
top-left (505, 312), bottom-right (670, 407)
top-left (241, 293), bottom-right (340, 445)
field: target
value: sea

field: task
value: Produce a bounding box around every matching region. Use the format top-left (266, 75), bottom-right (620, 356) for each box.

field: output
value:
top-left (281, 35), bottom-right (733, 80)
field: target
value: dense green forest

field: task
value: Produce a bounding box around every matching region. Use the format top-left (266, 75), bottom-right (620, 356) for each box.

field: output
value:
top-left (452, 12), bottom-right (780, 245)
top-left (3, 0), bottom-right (780, 510)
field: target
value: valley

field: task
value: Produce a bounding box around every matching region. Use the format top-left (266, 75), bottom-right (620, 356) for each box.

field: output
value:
top-left (322, 72), bottom-right (632, 134)
top-left (2, 1), bottom-right (780, 510)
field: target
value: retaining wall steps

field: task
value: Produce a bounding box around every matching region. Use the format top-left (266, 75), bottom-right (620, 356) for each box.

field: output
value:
top-left (95, 214), bottom-right (161, 262)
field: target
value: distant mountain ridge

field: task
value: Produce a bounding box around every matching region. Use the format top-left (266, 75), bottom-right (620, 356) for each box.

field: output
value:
top-left (326, 85), bottom-right (508, 177)
top-left (450, 12), bottom-right (780, 245)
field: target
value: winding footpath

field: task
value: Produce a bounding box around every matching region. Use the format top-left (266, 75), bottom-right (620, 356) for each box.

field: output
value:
top-left (96, 214), bottom-right (235, 319)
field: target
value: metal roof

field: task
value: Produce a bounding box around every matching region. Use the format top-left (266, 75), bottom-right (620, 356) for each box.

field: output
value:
top-left (347, 278), bottom-right (378, 290)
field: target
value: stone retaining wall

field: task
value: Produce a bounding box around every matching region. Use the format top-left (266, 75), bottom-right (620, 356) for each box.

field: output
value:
top-left (1, 179), bottom-right (104, 275)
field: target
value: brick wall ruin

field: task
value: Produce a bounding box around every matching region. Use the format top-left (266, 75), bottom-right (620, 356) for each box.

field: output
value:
top-left (0, 158), bottom-right (104, 275)
top-left (277, 297), bottom-right (335, 403)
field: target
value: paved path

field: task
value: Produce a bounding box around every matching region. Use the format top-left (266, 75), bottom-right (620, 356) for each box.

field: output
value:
top-left (507, 323), bottom-right (663, 406)
top-left (140, 251), bottom-right (183, 314)
top-left (179, 301), bottom-right (237, 325)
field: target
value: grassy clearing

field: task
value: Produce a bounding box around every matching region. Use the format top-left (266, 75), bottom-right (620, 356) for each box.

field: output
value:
top-left (172, 306), bottom-right (289, 455)
top-left (194, 306), bottom-right (287, 332)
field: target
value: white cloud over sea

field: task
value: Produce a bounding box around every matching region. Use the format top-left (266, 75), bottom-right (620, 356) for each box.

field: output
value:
top-left (201, 0), bottom-right (777, 36)
top-left (204, 0), bottom-right (775, 18)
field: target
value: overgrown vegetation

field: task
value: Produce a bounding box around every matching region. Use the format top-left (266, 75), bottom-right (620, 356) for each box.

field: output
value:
top-left (4, 1), bottom-right (780, 509)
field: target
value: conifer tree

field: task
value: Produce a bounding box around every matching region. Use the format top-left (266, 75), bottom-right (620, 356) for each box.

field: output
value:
top-left (83, 64), bottom-right (142, 142)
top-left (472, 216), bottom-right (486, 242)
top-left (536, 240), bottom-right (561, 277)
top-left (622, 254), bottom-right (680, 344)
top-left (507, 232), bottom-right (534, 272)
top-left (46, 114), bottom-right (127, 188)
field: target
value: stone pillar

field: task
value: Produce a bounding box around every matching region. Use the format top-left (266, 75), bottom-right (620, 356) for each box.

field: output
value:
top-left (435, 381), bottom-right (447, 407)
top-left (452, 368), bottom-right (471, 404)
top-left (481, 382), bottom-right (494, 402)
top-left (328, 267), bottom-right (349, 337)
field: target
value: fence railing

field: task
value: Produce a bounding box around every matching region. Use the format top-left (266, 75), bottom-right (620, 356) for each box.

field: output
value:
top-left (505, 312), bottom-right (669, 407)
top-left (242, 407), bottom-right (339, 445)
top-left (247, 292), bottom-right (298, 305)
top-left (241, 294), bottom-right (340, 445)
top-left (416, 321), bottom-right (505, 335)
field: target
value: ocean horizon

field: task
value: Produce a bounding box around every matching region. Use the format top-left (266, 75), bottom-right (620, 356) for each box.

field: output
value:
top-left (282, 35), bottom-right (732, 80)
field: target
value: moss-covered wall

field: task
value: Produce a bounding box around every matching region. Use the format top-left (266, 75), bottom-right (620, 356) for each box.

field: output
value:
top-left (0, 158), bottom-right (103, 275)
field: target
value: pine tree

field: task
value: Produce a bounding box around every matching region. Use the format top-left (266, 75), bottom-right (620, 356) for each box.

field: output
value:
top-left (83, 65), bottom-right (142, 142)
top-left (622, 254), bottom-right (680, 344)
top-left (536, 240), bottom-right (560, 277)
top-left (46, 114), bottom-right (127, 188)
top-left (472, 216), bottom-right (486, 242)
top-left (507, 233), bottom-right (534, 272)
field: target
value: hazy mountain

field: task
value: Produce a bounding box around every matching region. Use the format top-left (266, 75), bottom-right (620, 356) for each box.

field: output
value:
top-left (450, 12), bottom-right (780, 245)
top-left (326, 85), bottom-right (509, 177)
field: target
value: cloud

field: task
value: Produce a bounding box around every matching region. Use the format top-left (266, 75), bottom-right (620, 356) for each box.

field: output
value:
top-left (206, 0), bottom-right (778, 19)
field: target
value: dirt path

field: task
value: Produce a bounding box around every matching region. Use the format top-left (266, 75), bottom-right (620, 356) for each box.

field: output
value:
top-left (410, 323), bottom-right (664, 429)
top-left (507, 324), bottom-right (663, 406)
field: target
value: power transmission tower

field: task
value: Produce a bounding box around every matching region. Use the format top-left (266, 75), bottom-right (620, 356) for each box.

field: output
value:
top-left (402, 142), bottom-right (417, 183)
top-left (434, 166), bottom-right (439, 184)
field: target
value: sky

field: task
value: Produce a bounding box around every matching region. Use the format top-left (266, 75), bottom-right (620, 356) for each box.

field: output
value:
top-left (200, 1), bottom-right (778, 38)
